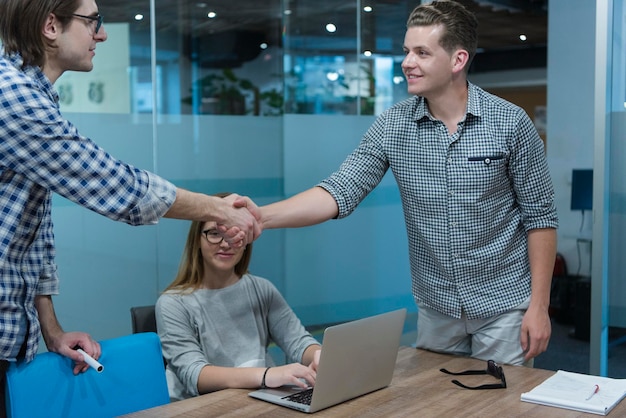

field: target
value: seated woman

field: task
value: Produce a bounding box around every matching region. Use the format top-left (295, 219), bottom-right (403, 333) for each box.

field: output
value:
top-left (156, 195), bottom-right (321, 401)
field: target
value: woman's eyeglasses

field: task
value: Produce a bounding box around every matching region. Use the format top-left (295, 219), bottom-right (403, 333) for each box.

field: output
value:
top-left (440, 360), bottom-right (507, 390)
top-left (202, 229), bottom-right (225, 244)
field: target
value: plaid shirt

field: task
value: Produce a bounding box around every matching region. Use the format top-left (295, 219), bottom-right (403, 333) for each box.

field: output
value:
top-left (0, 53), bottom-right (176, 361)
top-left (319, 82), bottom-right (558, 320)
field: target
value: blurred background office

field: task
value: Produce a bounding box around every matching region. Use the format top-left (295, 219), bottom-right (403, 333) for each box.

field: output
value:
top-left (15, 0), bottom-right (623, 376)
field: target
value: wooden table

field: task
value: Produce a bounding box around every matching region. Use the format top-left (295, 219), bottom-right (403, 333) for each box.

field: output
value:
top-left (122, 347), bottom-right (624, 417)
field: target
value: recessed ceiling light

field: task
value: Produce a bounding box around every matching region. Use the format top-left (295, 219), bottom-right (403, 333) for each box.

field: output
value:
top-left (519, 34), bottom-right (527, 41)
top-left (134, 14), bottom-right (143, 21)
top-left (326, 71), bottom-right (339, 81)
top-left (207, 11), bottom-right (217, 18)
top-left (363, 6), bottom-right (373, 12)
top-left (326, 23), bottom-right (337, 33)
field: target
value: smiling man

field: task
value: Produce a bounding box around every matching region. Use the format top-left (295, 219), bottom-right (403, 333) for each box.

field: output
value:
top-left (0, 0), bottom-right (260, 414)
top-left (258, 0), bottom-right (558, 368)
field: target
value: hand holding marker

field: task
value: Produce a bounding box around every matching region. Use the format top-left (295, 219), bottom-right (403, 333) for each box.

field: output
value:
top-left (77, 348), bottom-right (104, 372)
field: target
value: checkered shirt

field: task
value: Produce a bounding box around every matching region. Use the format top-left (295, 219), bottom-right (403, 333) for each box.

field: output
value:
top-left (0, 53), bottom-right (176, 361)
top-left (319, 82), bottom-right (558, 320)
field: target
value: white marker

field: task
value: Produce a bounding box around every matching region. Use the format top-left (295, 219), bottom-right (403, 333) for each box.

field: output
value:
top-left (77, 348), bottom-right (104, 372)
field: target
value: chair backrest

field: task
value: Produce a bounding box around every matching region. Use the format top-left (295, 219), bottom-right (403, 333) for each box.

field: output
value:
top-left (5, 332), bottom-right (170, 418)
top-left (130, 305), bottom-right (157, 334)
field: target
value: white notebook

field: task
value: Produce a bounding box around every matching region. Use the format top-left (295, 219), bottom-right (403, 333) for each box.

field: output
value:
top-left (521, 370), bottom-right (626, 416)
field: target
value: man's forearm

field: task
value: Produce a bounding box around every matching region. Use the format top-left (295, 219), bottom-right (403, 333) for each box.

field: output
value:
top-left (261, 187), bottom-right (339, 229)
top-left (527, 228), bottom-right (557, 309)
top-left (34, 295), bottom-right (64, 348)
top-left (164, 188), bottom-right (226, 222)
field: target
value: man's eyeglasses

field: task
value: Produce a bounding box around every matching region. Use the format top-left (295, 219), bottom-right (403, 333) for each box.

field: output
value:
top-left (440, 360), bottom-right (507, 390)
top-left (72, 13), bottom-right (104, 34)
top-left (202, 229), bottom-right (225, 244)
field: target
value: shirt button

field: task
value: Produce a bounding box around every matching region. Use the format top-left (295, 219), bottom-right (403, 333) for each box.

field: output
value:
top-left (450, 222), bottom-right (457, 227)
top-left (448, 157), bottom-right (453, 163)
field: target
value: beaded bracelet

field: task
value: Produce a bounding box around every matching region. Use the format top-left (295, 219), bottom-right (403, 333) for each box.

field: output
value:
top-left (261, 367), bottom-right (271, 389)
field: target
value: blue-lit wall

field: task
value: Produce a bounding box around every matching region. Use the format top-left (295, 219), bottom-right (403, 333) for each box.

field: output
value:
top-left (50, 113), bottom-right (414, 343)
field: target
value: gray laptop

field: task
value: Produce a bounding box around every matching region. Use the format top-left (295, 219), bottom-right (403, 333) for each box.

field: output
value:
top-left (248, 308), bottom-right (407, 413)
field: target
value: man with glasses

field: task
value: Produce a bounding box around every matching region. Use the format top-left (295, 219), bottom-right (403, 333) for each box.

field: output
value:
top-left (0, 0), bottom-right (260, 414)
top-left (257, 0), bottom-right (557, 369)
top-left (71, 12), bottom-right (104, 35)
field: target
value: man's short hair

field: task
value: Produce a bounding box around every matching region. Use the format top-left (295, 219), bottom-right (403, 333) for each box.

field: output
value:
top-left (406, 0), bottom-right (478, 72)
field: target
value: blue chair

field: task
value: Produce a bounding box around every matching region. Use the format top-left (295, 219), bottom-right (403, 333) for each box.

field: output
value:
top-left (5, 332), bottom-right (170, 418)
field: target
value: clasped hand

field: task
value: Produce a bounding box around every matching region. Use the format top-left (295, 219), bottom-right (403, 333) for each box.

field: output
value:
top-left (217, 194), bottom-right (262, 246)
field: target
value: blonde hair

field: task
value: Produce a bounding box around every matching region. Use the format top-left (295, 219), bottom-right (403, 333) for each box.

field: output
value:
top-left (163, 193), bottom-right (253, 293)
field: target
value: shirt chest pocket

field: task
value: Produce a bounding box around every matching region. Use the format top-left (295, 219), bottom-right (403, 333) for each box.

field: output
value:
top-left (465, 154), bottom-right (509, 191)
top-left (467, 154), bottom-right (505, 165)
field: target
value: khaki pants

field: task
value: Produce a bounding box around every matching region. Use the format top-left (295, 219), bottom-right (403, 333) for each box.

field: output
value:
top-left (415, 296), bottom-right (533, 367)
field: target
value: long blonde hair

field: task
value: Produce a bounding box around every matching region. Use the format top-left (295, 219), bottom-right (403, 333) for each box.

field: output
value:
top-left (164, 193), bottom-right (253, 293)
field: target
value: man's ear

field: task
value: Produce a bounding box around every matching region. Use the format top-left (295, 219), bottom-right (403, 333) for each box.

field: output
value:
top-left (42, 13), bottom-right (60, 41)
top-left (451, 49), bottom-right (470, 74)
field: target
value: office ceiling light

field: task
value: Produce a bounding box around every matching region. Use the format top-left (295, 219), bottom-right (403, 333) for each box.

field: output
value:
top-left (363, 6), bottom-right (372, 12)
top-left (326, 71), bottom-right (339, 81)
top-left (207, 11), bottom-right (216, 18)
top-left (519, 34), bottom-right (527, 41)
top-left (134, 14), bottom-right (143, 21)
top-left (326, 23), bottom-right (337, 33)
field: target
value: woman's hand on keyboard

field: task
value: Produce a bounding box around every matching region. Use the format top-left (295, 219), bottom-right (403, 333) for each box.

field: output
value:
top-left (264, 363), bottom-right (316, 389)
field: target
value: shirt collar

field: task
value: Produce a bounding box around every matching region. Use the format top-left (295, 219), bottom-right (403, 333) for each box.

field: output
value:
top-left (466, 81), bottom-right (481, 118)
top-left (3, 52), bottom-right (59, 104)
top-left (412, 81), bottom-right (481, 122)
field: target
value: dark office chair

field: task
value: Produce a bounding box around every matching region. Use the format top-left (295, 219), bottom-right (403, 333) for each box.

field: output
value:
top-left (130, 305), bottom-right (167, 366)
top-left (130, 305), bottom-right (157, 334)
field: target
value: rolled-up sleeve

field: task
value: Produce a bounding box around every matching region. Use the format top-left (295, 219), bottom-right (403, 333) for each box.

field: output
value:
top-left (127, 171), bottom-right (176, 225)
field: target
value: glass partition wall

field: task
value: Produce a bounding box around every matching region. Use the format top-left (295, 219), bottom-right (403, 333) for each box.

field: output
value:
top-left (92, 0), bottom-right (411, 118)
top-left (604, 0), bottom-right (626, 377)
top-left (51, 0), bottom-right (416, 340)
top-left (48, 0), bottom-right (553, 344)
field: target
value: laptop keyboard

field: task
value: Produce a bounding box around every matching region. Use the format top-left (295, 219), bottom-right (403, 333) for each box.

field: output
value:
top-left (282, 388), bottom-right (313, 405)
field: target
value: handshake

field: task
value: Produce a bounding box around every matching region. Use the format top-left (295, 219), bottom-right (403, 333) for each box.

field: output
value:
top-left (216, 193), bottom-right (262, 247)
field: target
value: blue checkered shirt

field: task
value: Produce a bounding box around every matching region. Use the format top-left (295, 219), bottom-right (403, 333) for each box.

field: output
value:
top-left (0, 53), bottom-right (176, 361)
top-left (319, 82), bottom-right (558, 320)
